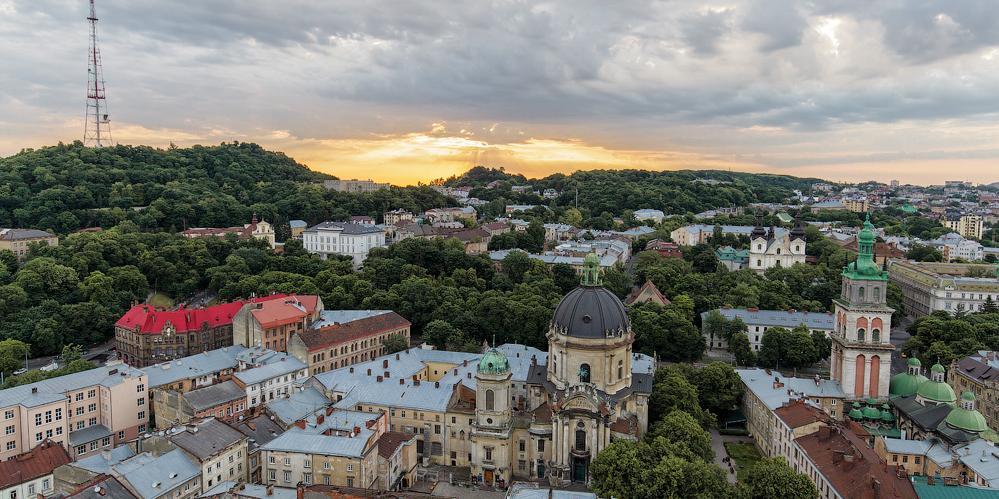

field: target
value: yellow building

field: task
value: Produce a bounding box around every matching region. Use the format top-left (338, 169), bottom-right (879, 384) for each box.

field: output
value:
top-left (0, 228), bottom-right (57, 259)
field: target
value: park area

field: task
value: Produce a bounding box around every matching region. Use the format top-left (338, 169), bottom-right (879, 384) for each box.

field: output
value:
top-left (724, 442), bottom-right (763, 481)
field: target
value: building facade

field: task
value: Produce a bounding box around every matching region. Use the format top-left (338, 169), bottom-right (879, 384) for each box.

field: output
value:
top-left (287, 311), bottom-right (411, 375)
top-left (0, 363), bottom-right (148, 461)
top-left (889, 261), bottom-right (999, 316)
top-left (0, 228), bottom-right (58, 259)
top-left (748, 216), bottom-right (807, 272)
top-left (231, 295), bottom-right (322, 351)
top-left (302, 222), bottom-right (386, 267)
top-left (702, 308), bottom-right (835, 352)
top-left (830, 215), bottom-right (895, 401)
top-left (181, 216), bottom-right (276, 249)
top-left (950, 352), bottom-right (999, 433)
top-left (322, 179), bottom-right (389, 192)
top-left (945, 214), bottom-right (985, 240)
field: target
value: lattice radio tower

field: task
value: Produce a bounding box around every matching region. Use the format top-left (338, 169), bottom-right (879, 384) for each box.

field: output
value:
top-left (84, 0), bottom-right (113, 147)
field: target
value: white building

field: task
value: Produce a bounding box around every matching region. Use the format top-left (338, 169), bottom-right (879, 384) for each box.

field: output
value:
top-left (748, 217), bottom-right (807, 272)
top-left (302, 222), bottom-right (386, 267)
top-left (944, 213), bottom-right (985, 240)
top-left (632, 209), bottom-right (665, 224)
top-left (931, 233), bottom-right (984, 261)
top-left (234, 353), bottom-right (309, 408)
top-left (702, 308), bottom-right (834, 352)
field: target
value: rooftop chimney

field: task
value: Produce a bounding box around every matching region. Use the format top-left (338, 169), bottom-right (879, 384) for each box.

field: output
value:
top-left (395, 353), bottom-right (400, 360)
top-left (366, 368), bottom-right (371, 376)
top-left (349, 367), bottom-right (354, 373)
top-left (435, 381), bottom-right (440, 388)
top-left (294, 420), bottom-right (306, 430)
top-left (326, 407), bottom-right (334, 416)
top-left (413, 379), bottom-right (420, 386)
top-left (376, 376), bottom-right (383, 383)
top-left (400, 378), bottom-right (405, 385)
top-left (316, 414), bottom-right (325, 425)
top-left (383, 359), bottom-right (389, 368)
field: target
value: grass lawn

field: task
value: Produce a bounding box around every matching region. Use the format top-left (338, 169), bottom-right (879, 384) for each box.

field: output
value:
top-left (147, 292), bottom-right (175, 308)
top-left (724, 442), bottom-right (762, 481)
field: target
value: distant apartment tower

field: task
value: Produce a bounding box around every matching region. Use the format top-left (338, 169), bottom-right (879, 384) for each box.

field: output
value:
top-left (323, 179), bottom-right (389, 193)
top-left (889, 260), bottom-right (999, 316)
top-left (383, 209), bottom-right (415, 226)
top-left (944, 213), bottom-right (984, 240)
top-left (841, 198), bottom-right (870, 213)
top-left (302, 222), bottom-right (386, 267)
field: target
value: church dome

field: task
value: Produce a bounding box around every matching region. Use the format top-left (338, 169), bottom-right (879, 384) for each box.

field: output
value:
top-left (478, 348), bottom-right (510, 375)
top-left (551, 253), bottom-right (630, 339)
top-left (916, 364), bottom-right (957, 405)
top-left (552, 286), bottom-right (629, 339)
top-left (945, 392), bottom-right (989, 433)
top-left (889, 358), bottom-right (928, 398)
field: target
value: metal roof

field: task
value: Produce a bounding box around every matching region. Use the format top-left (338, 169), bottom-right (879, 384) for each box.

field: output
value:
top-left (305, 221), bottom-right (384, 235)
top-left (168, 418), bottom-right (246, 460)
top-left (142, 346), bottom-right (249, 388)
top-left (265, 386), bottom-right (331, 426)
top-left (311, 309), bottom-right (394, 329)
top-left (738, 368), bottom-right (845, 410)
top-left (0, 363), bottom-right (145, 409)
top-left (183, 380), bottom-right (245, 411)
top-left (261, 429), bottom-right (371, 458)
top-left (233, 354), bottom-right (307, 386)
top-left (706, 308), bottom-right (835, 330)
top-left (69, 424), bottom-right (112, 446)
top-left (116, 449), bottom-right (200, 498)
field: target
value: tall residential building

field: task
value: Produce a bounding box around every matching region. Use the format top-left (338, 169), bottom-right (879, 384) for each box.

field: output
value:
top-left (302, 222), bottom-right (386, 268)
top-left (889, 261), bottom-right (999, 316)
top-left (842, 198), bottom-right (870, 213)
top-left (0, 363), bottom-right (148, 461)
top-left (830, 215), bottom-right (895, 400)
top-left (945, 213), bottom-right (985, 240)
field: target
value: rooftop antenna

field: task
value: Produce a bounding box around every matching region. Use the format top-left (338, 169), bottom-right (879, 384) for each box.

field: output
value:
top-left (84, 0), bottom-right (113, 147)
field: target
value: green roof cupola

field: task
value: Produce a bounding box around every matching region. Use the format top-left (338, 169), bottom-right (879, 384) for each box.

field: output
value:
top-left (477, 348), bottom-right (510, 376)
top-left (944, 392), bottom-right (989, 433)
top-left (581, 253), bottom-right (603, 286)
top-left (843, 213), bottom-right (887, 281)
top-left (915, 364), bottom-right (956, 405)
top-left (889, 357), bottom-right (928, 398)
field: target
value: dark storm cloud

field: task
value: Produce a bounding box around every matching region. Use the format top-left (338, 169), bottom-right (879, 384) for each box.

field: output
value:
top-left (3, 0), bottom-right (999, 147)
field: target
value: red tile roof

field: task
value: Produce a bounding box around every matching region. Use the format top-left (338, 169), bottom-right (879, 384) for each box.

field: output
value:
top-left (376, 431), bottom-right (415, 459)
top-left (0, 440), bottom-right (72, 488)
top-left (795, 425), bottom-right (916, 499)
top-left (115, 294), bottom-right (288, 334)
top-left (297, 312), bottom-right (410, 352)
top-left (249, 295), bottom-right (319, 328)
top-left (775, 400), bottom-right (829, 429)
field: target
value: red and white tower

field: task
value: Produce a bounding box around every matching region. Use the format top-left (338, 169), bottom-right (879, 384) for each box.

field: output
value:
top-left (84, 0), bottom-right (113, 147)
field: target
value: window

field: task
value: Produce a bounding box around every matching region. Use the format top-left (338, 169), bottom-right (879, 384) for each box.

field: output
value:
top-left (76, 422), bottom-right (85, 430)
top-left (303, 473), bottom-right (312, 485)
top-left (3, 411), bottom-right (12, 420)
top-left (519, 440), bottom-right (525, 452)
top-left (283, 471), bottom-right (291, 482)
top-left (268, 470), bottom-right (276, 481)
top-left (118, 431), bottom-right (125, 439)
top-left (56, 427), bottom-right (62, 435)
top-left (137, 411), bottom-right (145, 420)
top-left (538, 439), bottom-right (545, 452)
top-left (323, 462), bottom-right (331, 470)
top-left (45, 429), bottom-right (52, 438)
top-left (5, 441), bottom-right (14, 451)
top-left (102, 436), bottom-right (110, 446)
top-left (26, 485), bottom-right (34, 496)
top-left (284, 457), bottom-right (291, 466)
top-left (618, 360), bottom-right (623, 380)
top-left (136, 384), bottom-right (145, 392)
top-left (857, 328), bottom-right (865, 342)
top-left (269, 456), bottom-right (276, 464)
top-left (88, 417), bottom-right (97, 426)
top-left (139, 424), bottom-right (146, 433)
top-left (87, 389), bottom-right (96, 398)
top-left (87, 403), bottom-right (96, 412)
top-left (575, 428), bottom-right (586, 451)
top-left (4, 426), bottom-right (13, 435)
top-left (304, 459), bottom-right (311, 468)
top-left (484, 448), bottom-right (492, 461)
top-left (76, 445), bottom-right (86, 455)
top-left (485, 390), bottom-right (495, 411)
top-left (75, 407), bottom-right (84, 416)
top-left (35, 432), bottom-right (42, 442)
top-left (54, 408), bottom-right (61, 421)
top-left (579, 363), bottom-right (590, 383)
top-left (34, 414), bottom-right (41, 426)
top-left (137, 398), bottom-right (145, 406)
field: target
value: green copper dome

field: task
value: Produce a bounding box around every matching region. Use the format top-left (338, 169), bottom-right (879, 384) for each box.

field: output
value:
top-left (890, 372), bottom-right (928, 397)
top-left (945, 392), bottom-right (988, 433)
top-left (843, 213), bottom-right (887, 281)
top-left (477, 348), bottom-right (510, 375)
top-left (916, 377), bottom-right (957, 405)
top-left (930, 363), bottom-right (945, 375)
top-left (862, 404), bottom-right (882, 420)
top-left (849, 407), bottom-right (864, 420)
top-left (907, 358), bottom-right (922, 368)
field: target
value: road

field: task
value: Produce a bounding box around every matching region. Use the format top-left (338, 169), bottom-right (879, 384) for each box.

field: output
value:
top-left (889, 315), bottom-right (914, 375)
top-left (23, 339), bottom-right (116, 371)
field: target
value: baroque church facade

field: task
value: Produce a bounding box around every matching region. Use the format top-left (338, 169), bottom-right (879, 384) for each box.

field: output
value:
top-left (469, 254), bottom-right (652, 486)
top-left (748, 214), bottom-right (807, 272)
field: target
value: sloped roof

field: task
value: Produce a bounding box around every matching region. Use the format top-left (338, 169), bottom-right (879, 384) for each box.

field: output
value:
top-left (0, 440), bottom-right (71, 488)
top-left (297, 312), bottom-right (410, 351)
top-left (0, 228), bottom-right (56, 241)
top-left (0, 363), bottom-right (145, 409)
top-left (115, 294), bottom-right (288, 334)
top-left (624, 280), bottom-right (670, 306)
top-left (248, 295), bottom-right (318, 328)
top-left (183, 381), bottom-right (246, 412)
top-left (168, 418), bottom-right (246, 460)
top-left (142, 346), bottom-right (249, 388)
top-left (377, 431), bottom-right (415, 459)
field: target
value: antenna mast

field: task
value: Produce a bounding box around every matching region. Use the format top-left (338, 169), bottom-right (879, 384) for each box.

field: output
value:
top-left (84, 0), bottom-right (113, 147)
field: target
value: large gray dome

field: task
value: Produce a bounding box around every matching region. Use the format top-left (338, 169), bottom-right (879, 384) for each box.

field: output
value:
top-left (552, 286), bottom-right (630, 339)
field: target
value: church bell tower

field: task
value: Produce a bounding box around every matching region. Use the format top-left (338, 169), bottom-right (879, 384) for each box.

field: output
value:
top-left (830, 214), bottom-right (895, 400)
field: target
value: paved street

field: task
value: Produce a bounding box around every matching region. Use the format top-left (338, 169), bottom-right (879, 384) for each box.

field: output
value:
top-left (710, 429), bottom-right (750, 484)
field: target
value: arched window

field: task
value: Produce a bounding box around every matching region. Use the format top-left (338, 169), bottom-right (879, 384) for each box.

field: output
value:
top-left (575, 428), bottom-right (586, 451)
top-left (776, 248), bottom-right (781, 255)
top-left (579, 363), bottom-right (591, 383)
top-left (617, 360), bottom-right (624, 380)
top-left (873, 287), bottom-right (881, 302)
top-left (757, 244), bottom-right (763, 251)
top-left (872, 329), bottom-right (880, 343)
top-left (757, 259), bottom-right (762, 266)
top-left (795, 245), bottom-right (800, 252)
top-left (858, 287), bottom-right (865, 301)
top-left (857, 328), bottom-right (866, 342)
top-left (485, 389), bottom-right (494, 411)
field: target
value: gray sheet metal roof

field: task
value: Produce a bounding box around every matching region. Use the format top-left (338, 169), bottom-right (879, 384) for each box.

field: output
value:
top-left (737, 368), bottom-right (845, 410)
top-left (183, 380), bottom-right (245, 411)
top-left (233, 354), bottom-right (307, 385)
top-left (69, 424), bottom-right (112, 446)
top-left (958, 438), bottom-right (999, 487)
top-left (552, 286), bottom-right (630, 339)
top-left (0, 228), bottom-right (55, 241)
top-left (265, 386), bottom-right (331, 426)
top-left (168, 418), bottom-right (246, 460)
top-left (707, 308), bottom-right (835, 330)
top-left (261, 429), bottom-right (371, 458)
top-left (305, 221), bottom-right (384, 235)
top-left (73, 445), bottom-right (136, 474)
top-left (311, 309), bottom-right (393, 329)
top-left (116, 449), bottom-right (200, 498)
top-left (199, 482), bottom-right (298, 499)
top-left (0, 363), bottom-right (144, 409)
top-left (142, 346), bottom-right (249, 388)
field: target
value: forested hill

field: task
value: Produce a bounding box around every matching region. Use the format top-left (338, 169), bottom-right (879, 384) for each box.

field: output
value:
top-left (0, 142), bottom-right (449, 234)
top-left (442, 166), bottom-right (823, 216)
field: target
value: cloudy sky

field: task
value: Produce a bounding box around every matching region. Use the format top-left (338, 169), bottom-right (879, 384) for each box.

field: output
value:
top-left (2, 0), bottom-right (999, 185)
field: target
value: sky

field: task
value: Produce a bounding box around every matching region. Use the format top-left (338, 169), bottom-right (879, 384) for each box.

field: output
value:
top-left (2, 1), bottom-right (999, 186)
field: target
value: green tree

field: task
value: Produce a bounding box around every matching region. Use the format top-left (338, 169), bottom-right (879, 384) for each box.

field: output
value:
top-left (61, 343), bottom-right (84, 363)
top-left (646, 410), bottom-right (714, 462)
top-left (691, 362), bottom-right (744, 416)
top-left (907, 244), bottom-right (943, 262)
top-left (740, 457), bottom-right (818, 499)
top-left (729, 331), bottom-right (756, 366)
top-left (382, 334), bottom-right (409, 354)
top-left (589, 440), bottom-right (645, 498)
top-left (0, 339), bottom-right (29, 375)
